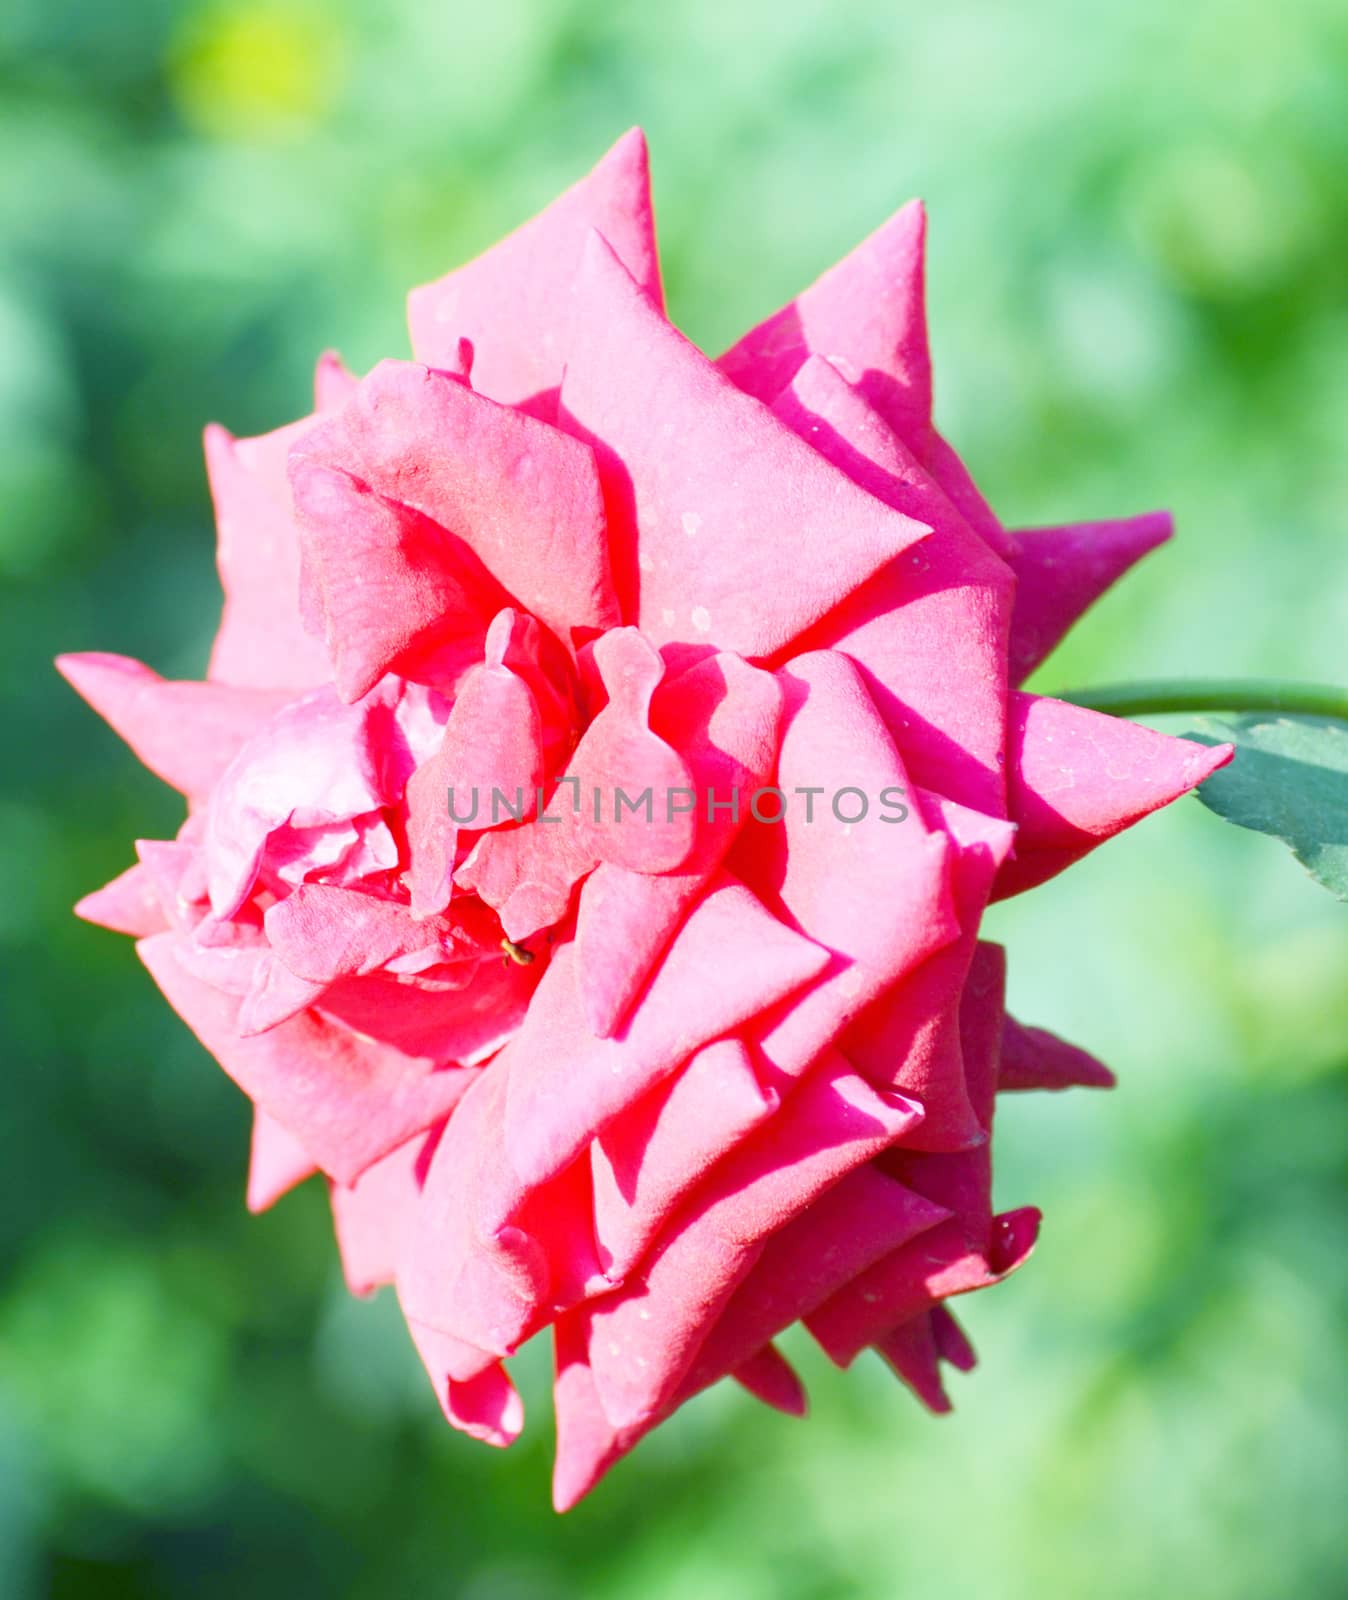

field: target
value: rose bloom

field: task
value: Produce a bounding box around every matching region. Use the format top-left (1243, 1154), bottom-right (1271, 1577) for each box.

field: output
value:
top-left (60, 131), bottom-right (1230, 1508)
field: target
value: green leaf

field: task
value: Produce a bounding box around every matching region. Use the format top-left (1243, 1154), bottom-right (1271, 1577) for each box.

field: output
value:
top-left (1186, 714), bottom-right (1348, 900)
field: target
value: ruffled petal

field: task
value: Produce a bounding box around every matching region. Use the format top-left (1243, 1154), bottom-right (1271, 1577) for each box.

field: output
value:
top-left (572, 650), bottom-right (785, 1037)
top-left (290, 460), bottom-right (501, 703)
top-left (455, 628), bottom-right (700, 939)
top-left (405, 609), bottom-right (549, 917)
top-left (294, 359), bottom-right (619, 649)
top-left (204, 684), bottom-right (404, 918)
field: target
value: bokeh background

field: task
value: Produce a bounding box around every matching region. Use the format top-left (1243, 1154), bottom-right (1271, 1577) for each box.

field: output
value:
top-left (2, 0), bottom-right (1346, 1594)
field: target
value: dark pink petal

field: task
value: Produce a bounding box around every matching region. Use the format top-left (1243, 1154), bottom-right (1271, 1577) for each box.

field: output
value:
top-left (294, 360), bottom-right (620, 646)
top-left (718, 199), bottom-right (932, 453)
top-left (843, 795), bottom-right (1016, 1150)
top-left (74, 863), bottom-right (167, 936)
top-left (875, 1312), bottom-right (952, 1413)
top-left (736, 651), bottom-right (959, 1090)
top-left (317, 958), bottom-right (537, 1066)
top-left (999, 1014), bottom-right (1116, 1091)
top-left (806, 1206), bottom-right (1041, 1368)
top-left (770, 357), bottom-right (1013, 817)
top-left (677, 1164), bottom-right (950, 1399)
top-left (590, 1037), bottom-right (778, 1281)
top-left (931, 1305), bottom-right (978, 1372)
top-left (138, 933), bottom-right (476, 1183)
top-left (731, 1345), bottom-right (808, 1417)
top-left (408, 127), bottom-right (662, 416)
top-left (995, 695), bottom-right (1235, 898)
top-left (558, 233), bottom-right (931, 657)
top-left (1007, 512), bottom-right (1171, 684)
top-left (406, 1319), bottom-right (524, 1448)
top-left (246, 1108), bottom-right (318, 1213)
top-left (290, 460), bottom-right (500, 703)
top-left (502, 876), bottom-right (830, 1188)
top-left (56, 653), bottom-right (293, 799)
top-left (579, 1054), bottom-right (924, 1430)
top-left (922, 430), bottom-right (1016, 559)
top-left (203, 419), bottom-right (335, 690)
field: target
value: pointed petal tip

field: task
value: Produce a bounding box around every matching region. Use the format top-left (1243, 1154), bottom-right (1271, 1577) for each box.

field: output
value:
top-left (201, 419), bottom-right (237, 467)
top-left (602, 124), bottom-right (650, 167)
top-left (55, 649), bottom-right (147, 697)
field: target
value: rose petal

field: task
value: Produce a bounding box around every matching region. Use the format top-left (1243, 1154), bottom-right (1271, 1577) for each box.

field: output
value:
top-left (290, 460), bottom-right (502, 703)
top-left (770, 357), bottom-right (1013, 817)
top-left (406, 1319), bottom-right (524, 1448)
top-left (57, 653), bottom-right (293, 799)
top-left (294, 359), bottom-right (620, 647)
top-left (999, 1014), bottom-right (1116, 1091)
top-left (558, 232), bottom-right (932, 657)
top-left (203, 419), bottom-right (335, 690)
top-left (408, 127), bottom-right (662, 417)
top-left (138, 933), bottom-right (476, 1183)
top-left (995, 694), bottom-right (1235, 898)
top-left (502, 876), bottom-right (831, 1188)
top-left (246, 1107), bottom-right (319, 1214)
top-left (330, 1121), bottom-right (445, 1293)
top-left (1007, 512), bottom-right (1171, 684)
top-left (719, 198), bottom-right (932, 453)
top-left (580, 1052), bottom-right (924, 1430)
top-left (74, 862), bottom-right (168, 937)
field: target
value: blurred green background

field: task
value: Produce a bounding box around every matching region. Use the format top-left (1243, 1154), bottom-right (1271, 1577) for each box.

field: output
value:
top-left (2, 0), bottom-right (1346, 1594)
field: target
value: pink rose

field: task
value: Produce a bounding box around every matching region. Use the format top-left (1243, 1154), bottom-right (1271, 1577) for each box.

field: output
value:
top-left (60, 130), bottom-right (1231, 1508)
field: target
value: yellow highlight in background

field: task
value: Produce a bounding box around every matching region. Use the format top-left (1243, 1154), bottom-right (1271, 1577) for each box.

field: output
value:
top-left (169, 3), bottom-right (347, 140)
